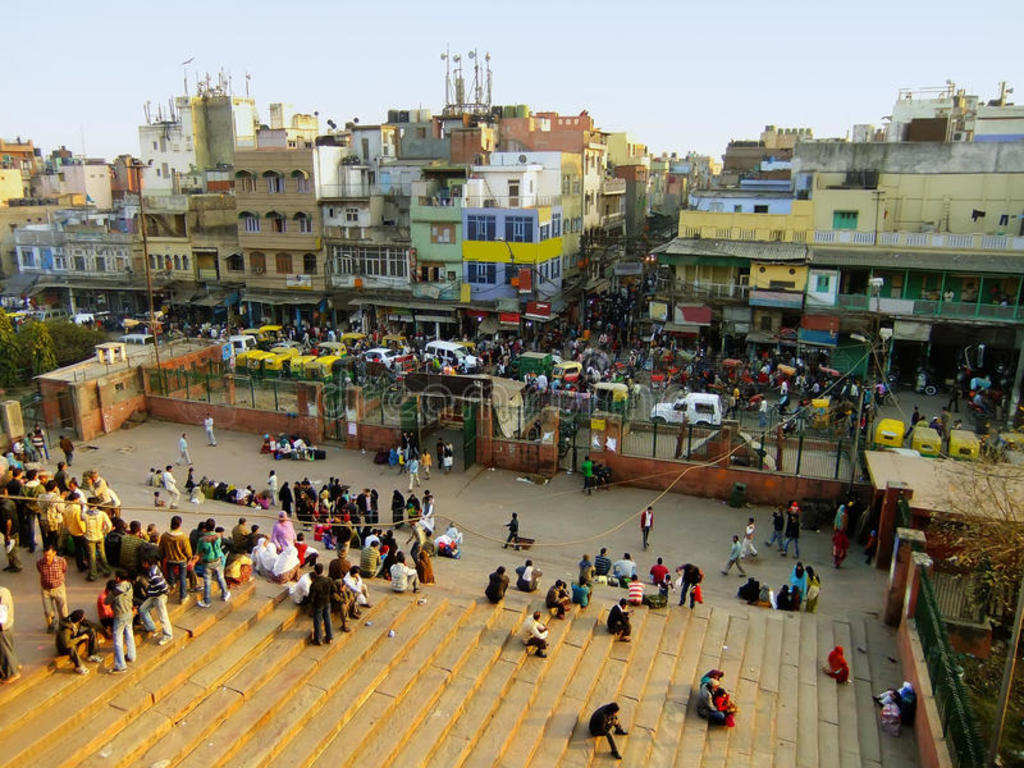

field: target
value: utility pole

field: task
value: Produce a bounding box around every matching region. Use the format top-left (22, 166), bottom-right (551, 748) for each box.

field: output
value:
top-left (132, 161), bottom-right (161, 367)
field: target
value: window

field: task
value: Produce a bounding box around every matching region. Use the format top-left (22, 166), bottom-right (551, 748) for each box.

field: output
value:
top-left (250, 252), bottom-right (267, 273)
top-left (467, 262), bottom-right (496, 284)
top-left (734, 204), bottom-right (743, 213)
top-left (504, 263), bottom-right (518, 284)
top-left (161, 163), bottom-right (169, 179)
top-left (815, 274), bottom-right (831, 292)
top-left (73, 255), bottom-right (86, 271)
top-left (833, 210), bottom-right (858, 230)
top-left (149, 254), bottom-right (159, 270)
top-left (466, 215), bottom-right (496, 241)
top-left (54, 251), bottom-right (67, 271)
top-left (296, 177), bottom-right (311, 194)
top-left (330, 245), bottom-right (408, 279)
top-left (295, 213), bottom-right (313, 233)
top-left (237, 174), bottom-right (256, 193)
top-left (540, 223), bottom-right (551, 240)
top-left (173, 254), bottom-right (181, 271)
top-left (431, 223), bottom-right (454, 244)
top-left (266, 173), bottom-right (284, 193)
top-left (269, 215), bottom-right (286, 233)
top-left (152, 141), bottom-right (158, 150)
top-left (552, 213), bottom-right (561, 237)
top-left (182, 254), bottom-right (190, 271)
top-left (20, 248), bottom-right (35, 268)
top-left (754, 205), bottom-right (769, 214)
top-left (303, 253), bottom-right (317, 274)
top-left (420, 264), bottom-right (442, 282)
top-left (241, 214), bottom-right (260, 233)
top-left (227, 253), bottom-right (244, 272)
top-left (505, 215), bottom-right (533, 243)
top-left (345, 207), bottom-right (359, 223)
top-left (276, 253), bottom-right (293, 274)
top-left (551, 258), bottom-right (561, 278)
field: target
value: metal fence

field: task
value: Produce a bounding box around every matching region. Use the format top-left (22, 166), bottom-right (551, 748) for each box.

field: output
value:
top-left (620, 421), bottom-right (850, 481)
top-left (145, 363), bottom-right (303, 414)
top-left (914, 567), bottom-right (987, 768)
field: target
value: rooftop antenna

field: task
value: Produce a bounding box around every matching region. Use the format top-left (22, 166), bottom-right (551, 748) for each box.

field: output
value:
top-left (485, 52), bottom-right (492, 106)
top-left (180, 56), bottom-right (194, 96)
top-left (245, 71), bottom-right (251, 97)
top-left (440, 46), bottom-right (452, 107)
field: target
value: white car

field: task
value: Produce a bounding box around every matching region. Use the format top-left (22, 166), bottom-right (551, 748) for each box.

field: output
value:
top-left (650, 393), bottom-right (723, 426)
top-left (363, 347), bottom-right (402, 369)
top-left (72, 312), bottom-right (95, 325)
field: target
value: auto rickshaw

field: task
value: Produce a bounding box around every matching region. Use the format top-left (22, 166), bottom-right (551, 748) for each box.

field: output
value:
top-left (810, 397), bottom-right (831, 429)
top-left (381, 334), bottom-right (408, 351)
top-left (244, 350), bottom-right (272, 375)
top-left (257, 324), bottom-right (284, 344)
top-left (949, 429), bottom-right (980, 461)
top-left (593, 382), bottom-right (629, 414)
top-left (873, 418), bottom-right (906, 448)
top-left (553, 360), bottom-right (582, 386)
top-left (308, 355), bottom-right (341, 382)
top-left (260, 347), bottom-right (300, 376)
top-left (289, 354), bottom-right (319, 379)
top-left (454, 340), bottom-right (477, 354)
top-left (910, 425), bottom-right (941, 457)
top-left (340, 332), bottom-right (366, 348)
top-left (313, 341), bottom-right (348, 358)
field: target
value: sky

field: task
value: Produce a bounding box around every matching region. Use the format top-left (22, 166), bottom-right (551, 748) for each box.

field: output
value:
top-left (3, 0), bottom-right (1022, 162)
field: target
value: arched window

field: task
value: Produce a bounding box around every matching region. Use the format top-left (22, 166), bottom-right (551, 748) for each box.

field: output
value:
top-left (291, 169), bottom-right (311, 194)
top-left (265, 211), bottom-right (286, 233)
top-left (238, 210), bottom-right (260, 233)
top-left (226, 253), bottom-right (244, 272)
top-left (263, 170), bottom-right (284, 193)
top-left (234, 170), bottom-right (255, 193)
top-left (294, 212), bottom-right (313, 234)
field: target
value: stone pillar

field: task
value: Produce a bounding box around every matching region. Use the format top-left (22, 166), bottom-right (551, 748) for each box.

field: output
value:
top-left (876, 481), bottom-right (913, 571)
top-left (538, 406), bottom-right (559, 476)
top-left (883, 527), bottom-right (927, 627)
top-left (477, 399), bottom-right (494, 468)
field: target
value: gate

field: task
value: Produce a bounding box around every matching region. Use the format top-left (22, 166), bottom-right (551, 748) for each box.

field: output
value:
top-left (401, 397), bottom-right (420, 444)
top-left (462, 402), bottom-right (477, 470)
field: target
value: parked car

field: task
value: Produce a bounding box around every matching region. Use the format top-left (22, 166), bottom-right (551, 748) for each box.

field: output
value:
top-left (363, 347), bottom-right (403, 369)
top-left (423, 340), bottom-right (481, 373)
top-left (650, 393), bottom-right (723, 426)
top-left (119, 333), bottom-right (155, 346)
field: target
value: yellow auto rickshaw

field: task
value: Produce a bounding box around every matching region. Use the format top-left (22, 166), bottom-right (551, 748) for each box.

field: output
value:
top-left (593, 382), bottom-right (629, 414)
top-left (454, 340), bottom-right (476, 354)
top-left (873, 418), bottom-right (906, 448)
top-left (340, 332), bottom-right (366, 345)
top-left (314, 341), bottom-right (348, 358)
top-left (381, 334), bottom-right (408, 351)
top-left (245, 350), bottom-right (272, 374)
top-left (949, 429), bottom-right (980, 461)
top-left (257, 324), bottom-right (284, 343)
top-left (810, 397), bottom-right (831, 429)
top-left (261, 347), bottom-right (300, 376)
top-left (308, 355), bottom-right (341, 382)
top-left (289, 354), bottom-right (319, 379)
top-left (910, 425), bottom-right (941, 457)
top-left (553, 360), bottom-right (583, 385)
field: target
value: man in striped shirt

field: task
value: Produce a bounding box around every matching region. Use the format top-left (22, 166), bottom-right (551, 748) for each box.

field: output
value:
top-left (627, 575), bottom-right (645, 606)
top-left (138, 556), bottom-right (173, 646)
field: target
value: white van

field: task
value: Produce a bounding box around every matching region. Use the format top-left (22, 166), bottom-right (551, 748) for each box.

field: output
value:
top-left (423, 340), bottom-right (481, 373)
top-left (119, 333), bottom-right (155, 346)
top-left (228, 334), bottom-right (258, 355)
top-left (650, 392), bottom-right (723, 426)
top-left (33, 308), bottom-right (69, 322)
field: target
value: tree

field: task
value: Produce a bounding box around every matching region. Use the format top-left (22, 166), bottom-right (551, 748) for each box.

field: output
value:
top-left (16, 320), bottom-right (58, 376)
top-left (0, 312), bottom-right (19, 388)
top-left (44, 320), bottom-right (107, 367)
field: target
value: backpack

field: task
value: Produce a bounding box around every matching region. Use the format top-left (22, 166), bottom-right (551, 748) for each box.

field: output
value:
top-left (43, 498), bottom-right (64, 532)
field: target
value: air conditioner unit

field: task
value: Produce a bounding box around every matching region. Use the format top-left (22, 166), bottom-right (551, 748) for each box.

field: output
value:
top-left (483, 199), bottom-right (497, 208)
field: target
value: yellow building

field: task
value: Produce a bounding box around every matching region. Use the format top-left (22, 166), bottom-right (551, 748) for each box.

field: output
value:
top-left (0, 168), bottom-right (24, 204)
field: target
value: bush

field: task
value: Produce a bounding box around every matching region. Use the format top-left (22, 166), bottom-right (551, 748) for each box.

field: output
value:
top-left (16, 320), bottom-right (57, 376)
top-left (44, 320), bottom-right (107, 367)
top-left (0, 313), bottom-right (18, 387)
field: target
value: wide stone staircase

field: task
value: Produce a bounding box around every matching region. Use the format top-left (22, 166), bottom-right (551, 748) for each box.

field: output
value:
top-left (0, 579), bottom-right (894, 768)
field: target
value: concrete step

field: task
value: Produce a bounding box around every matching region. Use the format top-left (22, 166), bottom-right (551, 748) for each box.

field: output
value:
top-left (276, 597), bottom-right (451, 768)
top-left (619, 606), bottom-right (692, 765)
top-left (68, 591), bottom-right (298, 768)
top-left (463, 605), bottom-right (583, 767)
top-left (647, 607), bottom-right (708, 768)
top-left (846, 616), bottom-right (882, 767)
top-left (0, 581), bottom-right (261, 768)
top-left (311, 600), bottom-right (477, 767)
top-left (674, 607), bottom-right (729, 767)
top-left (526, 606), bottom-right (652, 768)
top-left (389, 603), bottom-right (529, 767)
top-left (797, 614), bottom-right (821, 768)
top-left (496, 613), bottom-right (602, 768)
top-left (424, 601), bottom-right (553, 768)
top-left (728, 609), bottom-right (767, 768)
top-left (226, 596), bottom-right (417, 768)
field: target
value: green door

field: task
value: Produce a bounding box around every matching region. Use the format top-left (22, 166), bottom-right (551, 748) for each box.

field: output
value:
top-left (462, 402), bottom-right (477, 470)
top-left (401, 397), bottom-right (419, 443)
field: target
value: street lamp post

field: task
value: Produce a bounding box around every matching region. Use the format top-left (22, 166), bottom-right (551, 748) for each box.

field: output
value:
top-left (129, 160), bottom-right (161, 367)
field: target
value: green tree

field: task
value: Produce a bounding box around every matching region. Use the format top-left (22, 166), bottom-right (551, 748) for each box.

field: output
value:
top-left (16, 320), bottom-right (58, 375)
top-left (44, 320), bottom-right (107, 367)
top-left (0, 312), bottom-right (19, 388)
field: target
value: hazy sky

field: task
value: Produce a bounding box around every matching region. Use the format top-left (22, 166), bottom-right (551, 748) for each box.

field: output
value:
top-left (4, 0), bottom-right (1021, 162)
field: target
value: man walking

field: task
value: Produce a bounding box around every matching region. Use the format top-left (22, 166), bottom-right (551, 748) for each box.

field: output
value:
top-left (203, 415), bottom-right (217, 446)
top-left (177, 433), bottom-right (192, 466)
top-left (503, 512), bottom-right (520, 550)
top-left (721, 535), bottom-right (746, 576)
top-left (59, 434), bottom-right (75, 466)
top-left (765, 506), bottom-right (785, 552)
top-left (741, 517), bottom-right (758, 559)
top-left (36, 545), bottom-right (68, 632)
top-left (581, 455), bottom-right (594, 495)
top-left (104, 571), bottom-right (135, 673)
top-left (138, 556), bottom-right (173, 646)
top-left (161, 466), bottom-right (181, 509)
top-left (782, 500), bottom-right (801, 558)
top-left (640, 506), bottom-right (653, 550)
top-left (407, 454), bottom-right (421, 492)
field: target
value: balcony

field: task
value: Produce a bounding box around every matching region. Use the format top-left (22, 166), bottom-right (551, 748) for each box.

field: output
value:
top-left (655, 278), bottom-right (749, 302)
top-left (749, 288), bottom-right (804, 309)
top-left (412, 282), bottom-right (460, 301)
top-left (814, 230), bottom-right (1024, 252)
top-left (601, 179), bottom-right (626, 195)
top-left (834, 293), bottom-right (1024, 323)
top-left (462, 194), bottom-right (555, 210)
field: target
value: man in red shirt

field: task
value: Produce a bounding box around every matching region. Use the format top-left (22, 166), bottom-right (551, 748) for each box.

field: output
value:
top-left (36, 545), bottom-right (68, 632)
top-left (649, 556), bottom-right (669, 586)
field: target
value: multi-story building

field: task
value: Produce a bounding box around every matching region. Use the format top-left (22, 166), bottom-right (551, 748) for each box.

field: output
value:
top-left (34, 157), bottom-right (112, 209)
top-left (233, 132), bottom-right (324, 326)
top-left (654, 139), bottom-right (1024, 387)
top-left (886, 81), bottom-right (1024, 143)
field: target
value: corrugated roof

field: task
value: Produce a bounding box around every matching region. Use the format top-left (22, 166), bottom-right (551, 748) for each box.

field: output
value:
top-left (809, 248), bottom-right (1024, 273)
top-left (653, 237), bottom-right (808, 262)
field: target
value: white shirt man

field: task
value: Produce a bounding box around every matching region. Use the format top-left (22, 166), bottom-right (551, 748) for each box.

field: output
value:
top-left (203, 416), bottom-right (217, 447)
top-left (343, 570), bottom-right (371, 606)
top-left (390, 555), bottom-right (419, 593)
top-left (161, 467), bottom-right (180, 509)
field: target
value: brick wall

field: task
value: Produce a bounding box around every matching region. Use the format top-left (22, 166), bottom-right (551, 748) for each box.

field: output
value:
top-left (147, 396), bottom-right (323, 443)
top-left (897, 619), bottom-right (956, 768)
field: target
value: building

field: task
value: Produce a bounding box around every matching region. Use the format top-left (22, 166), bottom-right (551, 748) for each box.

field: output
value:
top-left (886, 81), bottom-right (1024, 143)
top-left (233, 133), bottom-right (324, 326)
top-left (34, 156), bottom-right (112, 209)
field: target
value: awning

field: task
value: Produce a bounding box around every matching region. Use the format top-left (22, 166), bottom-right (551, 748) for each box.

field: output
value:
top-left (674, 304), bottom-right (712, 326)
top-left (242, 291), bottom-right (323, 306)
top-left (2, 272), bottom-right (38, 297)
top-left (499, 312), bottom-right (520, 326)
top-left (464, 309), bottom-right (489, 320)
top-left (192, 293), bottom-right (229, 308)
top-left (414, 314), bottom-right (454, 323)
top-left (663, 322), bottom-right (701, 335)
top-left (479, 316), bottom-right (500, 334)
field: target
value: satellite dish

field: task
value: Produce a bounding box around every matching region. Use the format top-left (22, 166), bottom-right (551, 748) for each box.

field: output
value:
top-left (518, 154), bottom-right (528, 164)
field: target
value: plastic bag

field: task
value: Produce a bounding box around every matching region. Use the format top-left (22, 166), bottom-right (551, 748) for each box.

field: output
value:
top-left (694, 585), bottom-right (704, 604)
top-left (880, 702), bottom-right (902, 737)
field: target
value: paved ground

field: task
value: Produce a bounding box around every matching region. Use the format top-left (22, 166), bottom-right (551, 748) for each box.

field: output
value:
top-left (2, 418), bottom-right (921, 765)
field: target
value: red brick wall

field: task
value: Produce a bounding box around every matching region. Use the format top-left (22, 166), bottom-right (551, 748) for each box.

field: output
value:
top-left (347, 423), bottom-right (402, 453)
top-left (147, 396), bottom-right (323, 442)
top-left (897, 619), bottom-right (956, 768)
